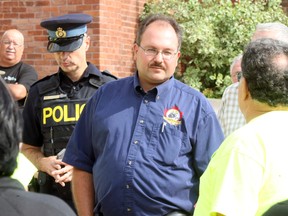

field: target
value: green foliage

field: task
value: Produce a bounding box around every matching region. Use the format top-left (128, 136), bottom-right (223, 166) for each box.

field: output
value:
top-left (141, 0), bottom-right (288, 98)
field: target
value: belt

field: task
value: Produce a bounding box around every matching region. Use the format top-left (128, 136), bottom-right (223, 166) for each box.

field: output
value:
top-left (95, 211), bottom-right (188, 216)
top-left (165, 211), bottom-right (189, 216)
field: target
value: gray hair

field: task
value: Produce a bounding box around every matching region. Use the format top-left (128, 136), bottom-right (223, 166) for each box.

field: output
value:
top-left (252, 22), bottom-right (288, 43)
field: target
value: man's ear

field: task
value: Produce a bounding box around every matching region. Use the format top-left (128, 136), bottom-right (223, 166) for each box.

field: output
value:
top-left (84, 36), bottom-right (90, 51)
top-left (238, 78), bottom-right (251, 103)
top-left (133, 43), bottom-right (138, 61)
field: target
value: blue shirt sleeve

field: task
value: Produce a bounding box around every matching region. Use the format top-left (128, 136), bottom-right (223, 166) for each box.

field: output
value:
top-left (63, 89), bottom-right (100, 173)
top-left (192, 110), bottom-right (224, 178)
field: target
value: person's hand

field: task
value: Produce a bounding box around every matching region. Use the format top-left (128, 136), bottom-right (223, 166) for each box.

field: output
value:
top-left (51, 162), bottom-right (73, 187)
top-left (38, 156), bottom-right (72, 186)
top-left (38, 155), bottom-right (61, 177)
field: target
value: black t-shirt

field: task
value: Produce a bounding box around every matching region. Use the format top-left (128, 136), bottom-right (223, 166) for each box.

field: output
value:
top-left (0, 61), bottom-right (38, 107)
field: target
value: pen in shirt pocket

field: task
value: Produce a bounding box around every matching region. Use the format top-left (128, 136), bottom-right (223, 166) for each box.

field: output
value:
top-left (161, 121), bottom-right (167, 133)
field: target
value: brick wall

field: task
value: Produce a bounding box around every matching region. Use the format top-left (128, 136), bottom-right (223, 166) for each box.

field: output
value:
top-left (0, 0), bottom-right (147, 79)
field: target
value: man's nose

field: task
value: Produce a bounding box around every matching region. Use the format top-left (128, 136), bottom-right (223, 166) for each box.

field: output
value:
top-left (153, 51), bottom-right (164, 62)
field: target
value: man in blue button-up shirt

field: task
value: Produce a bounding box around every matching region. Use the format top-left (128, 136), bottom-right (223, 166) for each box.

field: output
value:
top-left (63, 13), bottom-right (224, 216)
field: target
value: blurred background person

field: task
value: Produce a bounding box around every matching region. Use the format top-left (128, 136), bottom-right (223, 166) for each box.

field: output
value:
top-left (218, 53), bottom-right (245, 137)
top-left (0, 29), bottom-right (38, 109)
top-left (229, 54), bottom-right (242, 84)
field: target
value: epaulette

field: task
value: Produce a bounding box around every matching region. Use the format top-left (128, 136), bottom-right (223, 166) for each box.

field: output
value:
top-left (89, 70), bottom-right (117, 88)
top-left (33, 73), bottom-right (60, 95)
top-left (101, 70), bottom-right (118, 82)
top-left (89, 75), bottom-right (105, 88)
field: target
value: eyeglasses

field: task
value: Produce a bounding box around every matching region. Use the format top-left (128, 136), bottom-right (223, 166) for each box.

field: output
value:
top-left (237, 71), bottom-right (243, 82)
top-left (1, 41), bottom-right (23, 48)
top-left (137, 44), bottom-right (178, 60)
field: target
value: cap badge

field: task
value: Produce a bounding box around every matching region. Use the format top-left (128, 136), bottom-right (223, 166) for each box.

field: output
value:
top-left (55, 27), bottom-right (67, 38)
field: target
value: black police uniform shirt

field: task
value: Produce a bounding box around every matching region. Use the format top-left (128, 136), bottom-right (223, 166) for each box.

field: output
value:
top-left (0, 61), bottom-right (38, 107)
top-left (22, 62), bottom-right (116, 154)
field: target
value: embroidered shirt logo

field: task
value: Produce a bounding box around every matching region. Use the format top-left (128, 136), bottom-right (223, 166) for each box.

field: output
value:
top-left (163, 106), bottom-right (183, 126)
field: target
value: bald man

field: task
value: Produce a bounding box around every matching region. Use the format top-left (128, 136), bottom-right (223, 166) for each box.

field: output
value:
top-left (0, 29), bottom-right (38, 108)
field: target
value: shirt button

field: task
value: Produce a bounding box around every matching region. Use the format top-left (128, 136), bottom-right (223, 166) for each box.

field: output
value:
top-left (156, 95), bottom-right (160, 100)
top-left (127, 208), bottom-right (131, 212)
top-left (134, 140), bottom-right (138, 144)
top-left (139, 120), bottom-right (144, 124)
top-left (128, 160), bottom-right (132, 165)
top-left (144, 99), bottom-right (148, 104)
top-left (126, 184), bottom-right (130, 189)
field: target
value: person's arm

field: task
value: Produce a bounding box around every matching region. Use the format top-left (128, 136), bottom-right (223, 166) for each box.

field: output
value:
top-left (193, 111), bottom-right (224, 177)
top-left (21, 143), bottom-right (61, 179)
top-left (21, 144), bottom-right (45, 170)
top-left (7, 83), bottom-right (27, 100)
top-left (10, 63), bottom-right (38, 101)
top-left (72, 167), bottom-right (94, 216)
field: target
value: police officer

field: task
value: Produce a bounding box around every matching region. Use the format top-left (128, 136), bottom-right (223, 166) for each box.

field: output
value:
top-left (21, 13), bottom-right (117, 211)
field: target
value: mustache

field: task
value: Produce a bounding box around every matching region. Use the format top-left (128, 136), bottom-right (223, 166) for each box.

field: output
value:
top-left (149, 62), bottom-right (165, 70)
top-left (61, 60), bottom-right (74, 65)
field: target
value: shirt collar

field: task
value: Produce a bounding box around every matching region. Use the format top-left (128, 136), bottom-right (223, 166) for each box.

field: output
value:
top-left (133, 71), bottom-right (174, 97)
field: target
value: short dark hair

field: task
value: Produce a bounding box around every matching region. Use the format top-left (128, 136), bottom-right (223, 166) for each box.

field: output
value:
top-left (135, 13), bottom-right (183, 50)
top-left (242, 38), bottom-right (288, 106)
top-left (0, 77), bottom-right (22, 177)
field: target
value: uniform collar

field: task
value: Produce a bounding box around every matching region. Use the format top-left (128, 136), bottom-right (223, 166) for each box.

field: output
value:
top-left (58, 62), bottom-right (103, 80)
top-left (82, 62), bottom-right (103, 78)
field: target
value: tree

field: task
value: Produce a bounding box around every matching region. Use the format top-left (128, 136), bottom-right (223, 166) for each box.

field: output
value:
top-left (142, 0), bottom-right (288, 98)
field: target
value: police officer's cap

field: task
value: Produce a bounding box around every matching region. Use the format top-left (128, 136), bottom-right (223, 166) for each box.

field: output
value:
top-left (40, 13), bottom-right (92, 53)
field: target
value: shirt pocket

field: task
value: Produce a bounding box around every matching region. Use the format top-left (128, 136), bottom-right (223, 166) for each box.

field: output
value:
top-left (148, 122), bottom-right (189, 167)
